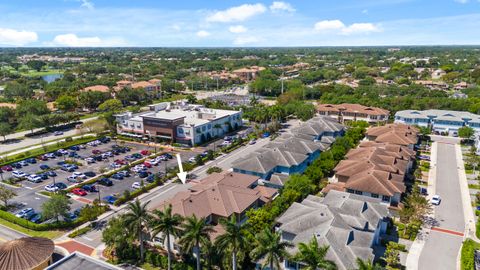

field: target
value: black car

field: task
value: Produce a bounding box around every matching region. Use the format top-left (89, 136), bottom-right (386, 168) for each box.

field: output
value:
top-left (82, 184), bottom-right (97, 192)
top-left (84, 171), bottom-right (96, 177)
top-left (38, 173), bottom-right (49, 180)
top-left (97, 178), bottom-right (113, 186)
top-left (47, 171), bottom-right (57, 177)
top-left (146, 174), bottom-right (155, 183)
top-left (111, 173), bottom-right (124, 180)
top-left (54, 182), bottom-right (67, 190)
top-left (138, 171), bottom-right (150, 178)
top-left (164, 153), bottom-right (173, 159)
top-left (93, 155), bottom-right (103, 161)
top-left (98, 137), bottom-right (111, 143)
top-left (11, 163), bottom-right (22, 169)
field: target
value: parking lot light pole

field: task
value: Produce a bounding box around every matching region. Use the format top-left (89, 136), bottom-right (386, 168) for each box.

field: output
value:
top-left (98, 186), bottom-right (101, 206)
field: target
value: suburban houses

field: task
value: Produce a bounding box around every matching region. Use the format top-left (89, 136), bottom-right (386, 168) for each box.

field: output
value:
top-left (317, 103), bottom-right (390, 124)
top-left (395, 109), bottom-right (480, 136)
top-left (115, 101), bottom-right (243, 145)
top-left (275, 190), bottom-right (390, 270)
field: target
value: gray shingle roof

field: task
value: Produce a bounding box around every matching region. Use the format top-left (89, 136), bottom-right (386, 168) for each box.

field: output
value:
top-left (277, 190), bottom-right (389, 270)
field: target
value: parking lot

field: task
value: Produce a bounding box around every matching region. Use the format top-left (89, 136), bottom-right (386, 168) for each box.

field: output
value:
top-left (0, 139), bottom-right (198, 224)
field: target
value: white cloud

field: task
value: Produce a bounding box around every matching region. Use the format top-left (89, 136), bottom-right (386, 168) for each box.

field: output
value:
top-left (314, 20), bottom-right (381, 35)
top-left (270, 1), bottom-right (295, 12)
top-left (314, 20), bottom-right (346, 32)
top-left (0, 28), bottom-right (37, 46)
top-left (80, 0), bottom-right (94, 10)
top-left (454, 0), bottom-right (469, 3)
top-left (233, 36), bottom-right (259, 45)
top-left (229, 25), bottom-right (248, 33)
top-left (52, 33), bottom-right (102, 46)
top-left (196, 30), bottom-right (211, 37)
top-left (206, 3), bottom-right (266, 23)
top-left (362, 9), bottom-right (369, 14)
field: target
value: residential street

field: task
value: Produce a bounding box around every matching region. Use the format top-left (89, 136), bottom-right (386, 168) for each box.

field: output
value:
top-left (419, 138), bottom-right (466, 270)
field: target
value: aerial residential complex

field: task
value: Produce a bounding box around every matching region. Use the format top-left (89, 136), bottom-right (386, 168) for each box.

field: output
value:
top-left (394, 109), bottom-right (480, 136)
top-left (323, 124), bottom-right (418, 206)
top-left (317, 103), bottom-right (390, 124)
top-left (276, 190), bottom-right (390, 270)
top-left (232, 116), bottom-right (345, 186)
top-left (115, 101), bottom-right (242, 145)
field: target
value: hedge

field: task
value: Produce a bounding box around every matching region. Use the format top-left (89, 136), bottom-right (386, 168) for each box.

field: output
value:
top-left (0, 209), bottom-right (82, 231)
top-left (461, 239), bottom-right (480, 270)
top-left (68, 225), bottom-right (92, 238)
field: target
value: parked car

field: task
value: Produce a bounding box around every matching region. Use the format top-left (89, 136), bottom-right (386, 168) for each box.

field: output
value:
top-left (38, 173), bottom-right (49, 180)
top-left (24, 210), bottom-right (36, 220)
top-left (53, 131), bottom-right (63, 136)
top-left (249, 139), bottom-right (257, 145)
top-left (92, 149), bottom-right (101, 155)
top-left (12, 171), bottom-right (27, 178)
top-left (188, 156), bottom-right (196, 163)
top-left (82, 184), bottom-right (97, 192)
top-left (45, 153), bottom-right (56, 159)
top-left (84, 171), bottom-right (96, 177)
top-left (26, 158), bottom-right (37, 164)
top-left (54, 182), bottom-right (67, 190)
top-left (143, 162), bottom-right (152, 168)
top-left (37, 155), bottom-right (48, 161)
top-left (39, 164), bottom-right (50, 170)
top-left (30, 213), bottom-right (42, 224)
top-left (47, 171), bottom-right (57, 177)
top-left (11, 163), bottom-right (22, 169)
top-left (85, 157), bottom-right (95, 164)
top-left (138, 171), bottom-right (150, 178)
top-left (164, 153), bottom-right (173, 159)
top-left (44, 184), bottom-right (59, 192)
top-left (18, 160), bottom-right (29, 166)
top-left (72, 172), bottom-right (87, 179)
top-left (146, 174), bottom-right (155, 183)
top-left (67, 176), bottom-right (82, 183)
top-left (118, 170), bottom-right (130, 177)
top-left (103, 195), bottom-right (117, 204)
top-left (131, 182), bottom-right (144, 189)
top-left (431, 195), bottom-right (441, 205)
top-left (15, 208), bottom-right (34, 218)
top-left (97, 178), bottom-right (113, 186)
top-left (140, 150), bottom-right (151, 156)
top-left (114, 159), bottom-right (127, 165)
top-left (111, 173), bottom-right (124, 180)
top-left (1, 165), bottom-right (12, 171)
top-left (72, 188), bottom-right (87, 196)
top-left (69, 146), bottom-right (80, 151)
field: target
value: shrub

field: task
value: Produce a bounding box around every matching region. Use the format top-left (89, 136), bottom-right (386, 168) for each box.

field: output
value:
top-left (206, 166), bottom-right (222, 174)
top-left (461, 239), bottom-right (480, 270)
top-left (68, 226), bottom-right (92, 238)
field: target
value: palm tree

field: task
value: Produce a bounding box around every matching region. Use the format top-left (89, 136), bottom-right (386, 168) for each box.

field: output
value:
top-left (250, 228), bottom-right (293, 270)
top-left (215, 215), bottom-right (247, 270)
top-left (123, 199), bottom-right (152, 263)
top-left (179, 215), bottom-right (214, 270)
top-left (356, 258), bottom-right (384, 270)
top-left (151, 204), bottom-right (184, 270)
top-left (292, 236), bottom-right (336, 270)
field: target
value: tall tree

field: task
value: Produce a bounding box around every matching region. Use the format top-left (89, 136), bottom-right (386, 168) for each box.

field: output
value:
top-left (179, 215), bottom-right (214, 270)
top-left (215, 215), bottom-right (247, 270)
top-left (41, 194), bottom-right (71, 222)
top-left (123, 199), bottom-right (152, 263)
top-left (151, 205), bottom-right (184, 270)
top-left (250, 228), bottom-right (293, 270)
top-left (55, 95), bottom-right (78, 111)
top-left (18, 114), bottom-right (42, 134)
top-left (292, 236), bottom-right (336, 270)
top-left (0, 186), bottom-right (16, 208)
top-left (0, 122), bottom-right (12, 142)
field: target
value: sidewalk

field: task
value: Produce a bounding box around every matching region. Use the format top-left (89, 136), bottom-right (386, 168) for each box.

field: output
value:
top-left (405, 142), bottom-right (438, 270)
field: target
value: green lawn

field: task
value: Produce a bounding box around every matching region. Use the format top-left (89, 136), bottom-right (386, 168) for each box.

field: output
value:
top-left (20, 69), bottom-right (64, 77)
top-left (469, 184), bottom-right (480, 189)
top-left (0, 218), bottom-right (63, 239)
top-left (461, 239), bottom-right (480, 270)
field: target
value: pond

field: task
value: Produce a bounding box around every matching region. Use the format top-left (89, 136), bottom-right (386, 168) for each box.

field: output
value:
top-left (42, 73), bottom-right (63, 83)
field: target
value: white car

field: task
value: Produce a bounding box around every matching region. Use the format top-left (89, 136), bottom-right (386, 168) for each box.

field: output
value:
top-left (150, 158), bottom-right (160, 166)
top-left (71, 172), bottom-right (87, 179)
top-left (15, 208), bottom-right (34, 218)
top-left (85, 157), bottom-right (95, 164)
top-left (431, 195), bottom-right (441, 205)
top-left (131, 182), bottom-right (143, 189)
top-left (27, 174), bottom-right (42, 183)
top-left (12, 171), bottom-right (27, 178)
top-left (188, 157), bottom-right (197, 163)
top-left (44, 184), bottom-right (59, 192)
top-left (132, 165), bottom-right (146, 173)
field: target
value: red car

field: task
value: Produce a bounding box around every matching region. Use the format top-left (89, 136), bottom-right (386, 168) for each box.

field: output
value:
top-left (71, 188), bottom-right (87, 196)
top-left (92, 149), bottom-right (101, 154)
top-left (140, 150), bottom-right (150, 156)
top-left (1, 165), bottom-right (12, 171)
top-left (143, 162), bottom-right (152, 168)
top-left (115, 159), bottom-right (127, 165)
top-left (37, 155), bottom-right (48, 161)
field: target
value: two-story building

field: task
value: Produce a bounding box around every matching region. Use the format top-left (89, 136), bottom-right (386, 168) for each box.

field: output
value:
top-left (394, 109), bottom-right (480, 136)
top-left (317, 103), bottom-right (390, 124)
top-left (115, 102), bottom-right (243, 145)
top-left (273, 190), bottom-right (390, 270)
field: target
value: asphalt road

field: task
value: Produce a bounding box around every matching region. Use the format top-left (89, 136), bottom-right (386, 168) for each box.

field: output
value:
top-left (419, 141), bottom-right (465, 270)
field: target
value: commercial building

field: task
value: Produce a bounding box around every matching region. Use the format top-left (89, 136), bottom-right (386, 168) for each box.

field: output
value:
top-left (232, 66), bottom-right (265, 81)
top-left (275, 190), bottom-right (390, 270)
top-left (394, 109), bottom-right (480, 136)
top-left (115, 101), bottom-right (242, 145)
top-left (232, 116), bottom-right (345, 186)
top-left (317, 103), bottom-right (390, 124)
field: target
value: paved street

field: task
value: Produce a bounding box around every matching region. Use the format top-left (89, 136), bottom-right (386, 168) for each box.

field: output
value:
top-left (419, 139), bottom-right (465, 270)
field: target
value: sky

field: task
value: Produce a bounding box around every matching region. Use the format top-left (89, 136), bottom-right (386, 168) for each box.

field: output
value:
top-left (0, 0), bottom-right (480, 47)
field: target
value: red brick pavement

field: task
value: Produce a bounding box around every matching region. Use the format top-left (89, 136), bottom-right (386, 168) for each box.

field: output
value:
top-left (56, 240), bottom-right (95, 255)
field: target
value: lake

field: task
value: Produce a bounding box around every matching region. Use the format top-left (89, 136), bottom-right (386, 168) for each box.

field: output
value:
top-left (42, 73), bottom-right (63, 83)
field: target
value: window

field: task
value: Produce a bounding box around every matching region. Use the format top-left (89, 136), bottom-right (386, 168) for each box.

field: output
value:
top-left (355, 190), bottom-right (363, 195)
top-left (346, 189), bottom-right (354, 194)
top-left (202, 126), bottom-right (206, 132)
top-left (207, 124), bottom-right (212, 129)
top-left (196, 128), bottom-right (201, 133)
top-left (371, 193), bottom-right (379, 198)
top-left (178, 128), bottom-right (184, 134)
top-left (382, 195), bottom-right (390, 202)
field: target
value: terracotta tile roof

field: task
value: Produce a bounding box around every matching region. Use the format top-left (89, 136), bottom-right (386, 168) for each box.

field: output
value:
top-left (0, 103), bottom-right (16, 109)
top-left (82, 85), bottom-right (110, 93)
top-left (0, 237), bottom-right (54, 270)
top-left (131, 81), bottom-right (155, 89)
top-left (366, 124), bottom-right (418, 146)
top-left (153, 172), bottom-right (275, 220)
top-left (317, 103), bottom-right (389, 116)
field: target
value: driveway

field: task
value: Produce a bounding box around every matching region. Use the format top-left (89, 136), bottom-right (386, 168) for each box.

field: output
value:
top-left (418, 140), bottom-right (465, 270)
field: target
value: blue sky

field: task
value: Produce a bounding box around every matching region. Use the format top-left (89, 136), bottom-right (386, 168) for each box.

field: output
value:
top-left (0, 0), bottom-right (480, 47)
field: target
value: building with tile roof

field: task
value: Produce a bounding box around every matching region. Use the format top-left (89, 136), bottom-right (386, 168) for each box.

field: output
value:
top-left (317, 103), bottom-right (390, 124)
top-left (275, 190), bottom-right (390, 270)
top-left (0, 237), bottom-right (54, 270)
top-left (366, 123), bottom-right (418, 148)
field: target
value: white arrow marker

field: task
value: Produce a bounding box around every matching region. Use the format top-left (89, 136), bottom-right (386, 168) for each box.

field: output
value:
top-left (176, 153), bottom-right (187, 184)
